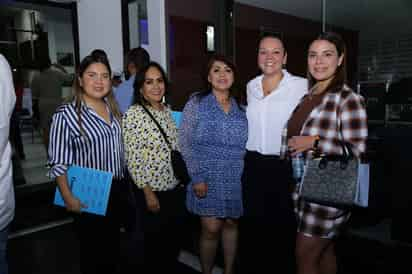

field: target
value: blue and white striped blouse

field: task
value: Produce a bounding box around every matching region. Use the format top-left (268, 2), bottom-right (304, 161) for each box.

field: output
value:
top-left (48, 101), bottom-right (124, 179)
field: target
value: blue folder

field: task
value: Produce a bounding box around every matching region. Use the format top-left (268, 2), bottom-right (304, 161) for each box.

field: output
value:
top-left (53, 166), bottom-right (113, 216)
top-left (171, 111), bottom-right (182, 128)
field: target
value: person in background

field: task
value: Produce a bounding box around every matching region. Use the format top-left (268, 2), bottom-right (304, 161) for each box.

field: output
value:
top-left (31, 56), bottom-right (73, 152)
top-left (287, 32), bottom-right (367, 274)
top-left (122, 62), bottom-right (185, 274)
top-left (47, 54), bottom-right (123, 274)
top-left (239, 34), bottom-right (307, 274)
top-left (115, 47), bottom-right (150, 114)
top-left (179, 55), bottom-right (247, 274)
top-left (111, 72), bottom-right (123, 93)
top-left (0, 54), bottom-right (16, 274)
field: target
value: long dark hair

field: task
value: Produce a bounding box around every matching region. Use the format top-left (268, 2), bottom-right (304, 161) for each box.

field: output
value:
top-left (132, 61), bottom-right (169, 106)
top-left (72, 54), bottom-right (121, 134)
top-left (307, 32), bottom-right (347, 91)
top-left (195, 54), bottom-right (244, 106)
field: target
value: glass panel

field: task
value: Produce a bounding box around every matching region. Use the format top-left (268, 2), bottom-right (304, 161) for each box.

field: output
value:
top-left (327, 0), bottom-right (412, 247)
top-left (327, 0), bottom-right (412, 126)
top-left (0, 1), bottom-right (77, 235)
top-left (0, 3), bottom-right (76, 188)
top-left (125, 0), bottom-right (148, 50)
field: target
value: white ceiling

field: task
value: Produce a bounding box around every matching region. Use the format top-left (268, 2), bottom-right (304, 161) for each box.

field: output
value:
top-left (236, 0), bottom-right (412, 38)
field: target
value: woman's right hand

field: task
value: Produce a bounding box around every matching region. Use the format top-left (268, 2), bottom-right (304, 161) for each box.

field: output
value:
top-left (57, 175), bottom-right (86, 214)
top-left (65, 196), bottom-right (86, 213)
top-left (143, 187), bottom-right (160, 213)
top-left (288, 135), bottom-right (318, 156)
top-left (193, 182), bottom-right (207, 198)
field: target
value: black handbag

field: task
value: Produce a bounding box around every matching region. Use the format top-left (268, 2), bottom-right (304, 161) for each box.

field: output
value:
top-left (141, 104), bottom-right (191, 186)
top-left (299, 142), bottom-right (362, 208)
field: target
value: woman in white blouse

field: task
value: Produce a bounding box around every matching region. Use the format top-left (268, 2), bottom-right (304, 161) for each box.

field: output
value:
top-left (239, 34), bottom-right (307, 274)
top-left (122, 62), bottom-right (185, 274)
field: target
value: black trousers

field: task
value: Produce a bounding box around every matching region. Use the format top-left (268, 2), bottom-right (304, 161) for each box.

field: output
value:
top-left (73, 180), bottom-right (122, 274)
top-left (137, 187), bottom-right (187, 274)
top-left (120, 180), bottom-right (145, 271)
top-left (9, 110), bottom-right (25, 159)
top-left (239, 151), bottom-right (297, 274)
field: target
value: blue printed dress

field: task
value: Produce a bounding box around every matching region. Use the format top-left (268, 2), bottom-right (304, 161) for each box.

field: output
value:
top-left (179, 93), bottom-right (248, 218)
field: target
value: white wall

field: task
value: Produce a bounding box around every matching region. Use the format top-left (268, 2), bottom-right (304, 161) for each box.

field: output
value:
top-left (147, 0), bottom-right (167, 70)
top-left (77, 0), bottom-right (124, 74)
top-left (76, 0), bottom-right (167, 73)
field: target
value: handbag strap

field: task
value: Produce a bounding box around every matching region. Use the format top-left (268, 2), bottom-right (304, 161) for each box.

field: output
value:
top-left (335, 94), bottom-right (356, 160)
top-left (140, 104), bottom-right (172, 149)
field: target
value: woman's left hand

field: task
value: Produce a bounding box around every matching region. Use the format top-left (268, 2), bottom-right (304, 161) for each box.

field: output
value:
top-left (288, 136), bottom-right (317, 156)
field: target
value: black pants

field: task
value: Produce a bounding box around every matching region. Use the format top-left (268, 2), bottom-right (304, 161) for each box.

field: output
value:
top-left (137, 187), bottom-right (187, 274)
top-left (73, 180), bottom-right (122, 274)
top-left (239, 151), bottom-right (297, 274)
top-left (120, 180), bottom-right (145, 271)
top-left (9, 110), bottom-right (25, 159)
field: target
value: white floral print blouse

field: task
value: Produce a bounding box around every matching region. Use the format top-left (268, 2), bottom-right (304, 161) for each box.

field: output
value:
top-left (122, 104), bottom-right (179, 191)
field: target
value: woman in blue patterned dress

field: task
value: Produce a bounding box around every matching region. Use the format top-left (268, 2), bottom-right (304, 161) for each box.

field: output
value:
top-left (179, 55), bottom-right (247, 274)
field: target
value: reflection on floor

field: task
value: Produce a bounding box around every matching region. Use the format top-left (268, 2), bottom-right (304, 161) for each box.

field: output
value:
top-left (16, 130), bottom-right (50, 187)
top-left (8, 223), bottom-right (203, 274)
top-left (10, 182), bottom-right (70, 232)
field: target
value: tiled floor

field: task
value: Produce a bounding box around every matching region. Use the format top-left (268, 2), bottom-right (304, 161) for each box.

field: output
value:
top-left (16, 130), bottom-right (50, 187)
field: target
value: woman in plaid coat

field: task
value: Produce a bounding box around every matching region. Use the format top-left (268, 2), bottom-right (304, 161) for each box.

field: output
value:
top-left (287, 32), bottom-right (368, 274)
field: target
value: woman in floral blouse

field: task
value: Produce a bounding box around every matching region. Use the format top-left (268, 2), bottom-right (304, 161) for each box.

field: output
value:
top-left (122, 62), bottom-right (184, 274)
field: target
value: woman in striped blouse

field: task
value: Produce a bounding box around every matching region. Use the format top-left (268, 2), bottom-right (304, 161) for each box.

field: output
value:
top-left (122, 62), bottom-right (185, 274)
top-left (48, 54), bottom-right (123, 274)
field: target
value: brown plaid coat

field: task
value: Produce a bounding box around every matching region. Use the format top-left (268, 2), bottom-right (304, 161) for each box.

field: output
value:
top-left (281, 84), bottom-right (368, 158)
top-left (301, 84), bottom-right (367, 156)
top-left (288, 84), bottom-right (368, 238)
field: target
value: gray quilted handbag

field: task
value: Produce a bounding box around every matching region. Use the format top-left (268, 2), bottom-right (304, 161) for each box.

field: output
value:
top-left (298, 143), bottom-right (359, 208)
